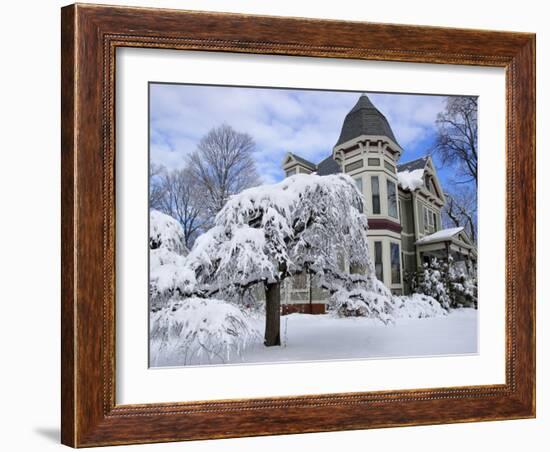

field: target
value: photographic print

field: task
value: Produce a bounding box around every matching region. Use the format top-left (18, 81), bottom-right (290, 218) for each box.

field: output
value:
top-left (148, 84), bottom-right (478, 367)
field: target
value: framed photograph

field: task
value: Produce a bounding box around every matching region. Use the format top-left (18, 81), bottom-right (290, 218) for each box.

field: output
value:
top-left (61, 3), bottom-right (536, 447)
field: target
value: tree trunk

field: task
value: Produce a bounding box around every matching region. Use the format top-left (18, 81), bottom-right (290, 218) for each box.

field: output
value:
top-left (264, 282), bottom-right (281, 346)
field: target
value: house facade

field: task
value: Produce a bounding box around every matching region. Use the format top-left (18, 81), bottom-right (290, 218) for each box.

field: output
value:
top-left (280, 94), bottom-right (476, 314)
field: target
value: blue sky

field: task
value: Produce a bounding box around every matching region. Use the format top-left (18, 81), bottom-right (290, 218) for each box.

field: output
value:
top-left (149, 83), bottom-right (459, 187)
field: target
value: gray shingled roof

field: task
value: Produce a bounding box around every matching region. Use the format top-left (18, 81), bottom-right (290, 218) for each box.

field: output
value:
top-left (316, 156), bottom-right (341, 176)
top-left (397, 156), bottom-right (429, 173)
top-left (335, 94), bottom-right (399, 147)
top-left (288, 152), bottom-right (316, 169)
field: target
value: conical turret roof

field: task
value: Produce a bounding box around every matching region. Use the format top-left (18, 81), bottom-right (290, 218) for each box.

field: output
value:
top-left (335, 94), bottom-right (399, 147)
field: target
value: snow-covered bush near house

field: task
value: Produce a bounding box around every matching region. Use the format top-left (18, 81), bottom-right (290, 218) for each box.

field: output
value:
top-left (150, 297), bottom-right (261, 366)
top-left (149, 210), bottom-right (192, 309)
top-left (391, 293), bottom-right (447, 319)
top-left (417, 259), bottom-right (451, 309)
top-left (329, 287), bottom-right (392, 321)
top-left (448, 261), bottom-right (478, 308)
top-left (328, 274), bottom-right (444, 321)
top-left (397, 168), bottom-right (424, 191)
top-left (325, 272), bottom-right (393, 321)
top-left (413, 257), bottom-right (477, 309)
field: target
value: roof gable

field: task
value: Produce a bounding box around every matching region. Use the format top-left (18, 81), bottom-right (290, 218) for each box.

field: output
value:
top-left (283, 152), bottom-right (316, 170)
top-left (397, 156), bottom-right (429, 173)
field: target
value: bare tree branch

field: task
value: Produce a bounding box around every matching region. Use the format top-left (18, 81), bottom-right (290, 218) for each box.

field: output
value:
top-left (149, 163), bottom-right (167, 211)
top-left (442, 187), bottom-right (477, 243)
top-left (434, 97), bottom-right (478, 186)
top-left (157, 168), bottom-right (207, 248)
top-left (186, 124), bottom-right (260, 225)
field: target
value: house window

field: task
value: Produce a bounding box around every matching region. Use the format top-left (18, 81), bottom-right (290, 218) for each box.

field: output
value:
top-left (292, 273), bottom-right (307, 290)
top-left (354, 177), bottom-right (364, 213)
top-left (371, 176), bottom-right (381, 214)
top-left (387, 180), bottom-right (398, 218)
top-left (423, 206), bottom-right (436, 233)
top-left (368, 158), bottom-right (380, 166)
top-left (384, 161), bottom-right (396, 173)
top-left (390, 242), bottom-right (401, 284)
top-left (374, 241), bottom-right (383, 281)
top-left (344, 160), bottom-right (363, 172)
top-left (286, 168), bottom-right (296, 177)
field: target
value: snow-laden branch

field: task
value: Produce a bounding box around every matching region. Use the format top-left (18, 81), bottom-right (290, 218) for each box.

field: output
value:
top-left (179, 173), bottom-right (374, 296)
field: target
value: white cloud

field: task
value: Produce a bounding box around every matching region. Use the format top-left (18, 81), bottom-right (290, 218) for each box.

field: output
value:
top-left (150, 84), bottom-right (448, 180)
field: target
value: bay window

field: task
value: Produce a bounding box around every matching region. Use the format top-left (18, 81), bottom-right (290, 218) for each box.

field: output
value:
top-left (390, 242), bottom-right (401, 284)
top-left (387, 179), bottom-right (398, 218)
top-left (371, 176), bottom-right (381, 214)
top-left (374, 241), bottom-right (383, 281)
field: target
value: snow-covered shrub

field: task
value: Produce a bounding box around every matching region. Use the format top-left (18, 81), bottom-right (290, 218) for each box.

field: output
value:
top-left (149, 210), bottom-right (191, 309)
top-left (416, 259), bottom-right (451, 309)
top-left (324, 272), bottom-right (393, 322)
top-left (150, 297), bottom-right (261, 366)
top-left (403, 270), bottom-right (419, 293)
top-left (391, 293), bottom-right (447, 319)
top-left (329, 287), bottom-right (392, 322)
top-left (448, 262), bottom-right (478, 308)
top-left (415, 258), bottom-right (477, 309)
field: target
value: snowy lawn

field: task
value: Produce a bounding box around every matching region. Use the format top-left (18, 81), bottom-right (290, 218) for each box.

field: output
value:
top-left (151, 308), bottom-right (477, 367)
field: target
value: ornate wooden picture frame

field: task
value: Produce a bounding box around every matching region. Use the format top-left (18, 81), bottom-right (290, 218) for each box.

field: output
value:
top-left (61, 3), bottom-right (535, 447)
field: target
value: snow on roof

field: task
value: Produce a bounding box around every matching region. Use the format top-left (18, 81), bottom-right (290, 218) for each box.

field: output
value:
top-left (397, 168), bottom-right (424, 191)
top-left (415, 227), bottom-right (464, 245)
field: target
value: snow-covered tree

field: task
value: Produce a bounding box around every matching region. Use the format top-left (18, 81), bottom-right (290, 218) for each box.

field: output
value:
top-left (177, 173), bottom-right (391, 346)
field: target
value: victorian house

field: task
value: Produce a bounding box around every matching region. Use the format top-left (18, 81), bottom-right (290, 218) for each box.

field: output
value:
top-left (280, 94), bottom-right (476, 314)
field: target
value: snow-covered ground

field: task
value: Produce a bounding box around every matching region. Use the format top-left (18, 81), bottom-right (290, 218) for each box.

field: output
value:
top-left (151, 308), bottom-right (477, 367)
